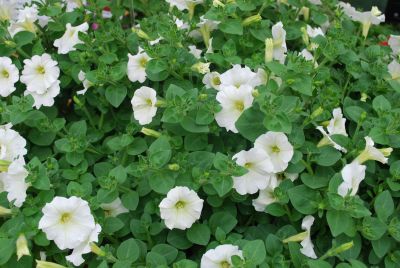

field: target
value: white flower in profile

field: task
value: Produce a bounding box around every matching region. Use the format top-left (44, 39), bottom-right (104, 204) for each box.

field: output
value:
top-left (196, 16), bottom-right (220, 47)
top-left (8, 16), bottom-right (37, 37)
top-left (0, 57), bottom-right (19, 97)
top-left (306, 25), bottom-right (325, 38)
top-left (388, 60), bottom-right (400, 81)
top-left (232, 148), bottom-right (274, 195)
top-left (219, 65), bottom-right (257, 89)
top-left (215, 85), bottom-right (254, 133)
top-left (200, 244), bottom-right (243, 268)
top-left (77, 70), bottom-right (92, 95)
top-left (127, 48), bottom-right (151, 83)
top-left (16, 233), bottom-right (30, 260)
top-left (24, 80), bottom-right (60, 109)
top-left (355, 136), bottom-right (392, 164)
top-left (299, 49), bottom-right (316, 64)
top-left (20, 54), bottom-right (60, 93)
top-left (327, 108), bottom-right (347, 136)
top-left (38, 196), bottom-right (96, 250)
top-left (66, 224), bottom-right (101, 266)
top-left (53, 22), bottom-right (89, 54)
top-left (254, 132), bottom-right (294, 173)
top-left (166, 0), bottom-right (203, 11)
top-left (316, 126), bottom-right (347, 153)
top-left (338, 162), bottom-right (366, 197)
top-left (188, 45), bottom-right (202, 59)
top-left (0, 123), bottom-right (27, 161)
top-left (271, 22), bottom-right (287, 64)
top-left (100, 198), bottom-right (129, 217)
top-left (252, 174), bottom-right (280, 212)
top-left (159, 186), bottom-right (203, 230)
top-left (252, 68), bottom-right (268, 87)
top-left (389, 35), bottom-right (400, 55)
top-left (0, 158), bottom-right (29, 207)
top-left (202, 71), bottom-right (221, 90)
top-left (300, 215), bottom-right (317, 259)
top-left (175, 18), bottom-right (189, 30)
top-left (131, 86), bottom-right (157, 125)
top-left (65, 0), bottom-right (87, 12)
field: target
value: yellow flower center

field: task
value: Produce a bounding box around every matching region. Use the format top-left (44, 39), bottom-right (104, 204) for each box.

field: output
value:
top-left (234, 101), bottom-right (244, 112)
top-left (271, 145), bottom-right (280, 153)
top-left (69, 29), bottom-right (76, 37)
top-left (175, 201), bottom-right (185, 209)
top-left (1, 69), bottom-right (9, 78)
top-left (60, 212), bottom-right (72, 224)
top-left (36, 65), bottom-right (46, 74)
top-left (212, 76), bottom-right (221, 86)
top-left (244, 162), bottom-right (252, 169)
top-left (146, 98), bottom-right (153, 106)
top-left (139, 57), bottom-right (148, 68)
top-left (220, 261), bottom-right (230, 268)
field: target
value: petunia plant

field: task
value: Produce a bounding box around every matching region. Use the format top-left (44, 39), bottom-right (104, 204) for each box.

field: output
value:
top-left (0, 0), bottom-right (399, 267)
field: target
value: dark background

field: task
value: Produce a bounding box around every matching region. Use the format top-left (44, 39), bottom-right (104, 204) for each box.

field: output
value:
top-left (349, 0), bottom-right (400, 23)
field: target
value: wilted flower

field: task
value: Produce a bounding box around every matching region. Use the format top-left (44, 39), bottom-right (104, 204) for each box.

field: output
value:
top-left (338, 162), bottom-right (366, 197)
top-left (100, 198), bottom-right (129, 217)
top-left (159, 186), bottom-right (204, 230)
top-left (355, 136), bottom-right (392, 164)
top-left (200, 244), bottom-right (243, 268)
top-left (0, 57), bottom-right (19, 97)
top-left (53, 23), bottom-right (89, 54)
top-left (127, 48), bottom-right (151, 83)
top-left (191, 62), bottom-right (210, 74)
top-left (131, 86), bottom-right (157, 125)
top-left (300, 216), bottom-right (317, 258)
top-left (327, 108), bottom-right (347, 136)
top-left (77, 70), bottom-right (92, 95)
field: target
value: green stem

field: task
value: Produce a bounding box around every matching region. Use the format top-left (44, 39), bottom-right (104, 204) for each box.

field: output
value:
top-left (16, 48), bottom-right (30, 59)
top-left (301, 159), bottom-right (314, 175)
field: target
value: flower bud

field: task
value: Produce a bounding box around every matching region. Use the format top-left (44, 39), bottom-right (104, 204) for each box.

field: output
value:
top-left (168, 163), bottom-right (180, 171)
top-left (213, 0), bottom-right (225, 7)
top-left (155, 100), bottom-right (167, 107)
top-left (199, 93), bottom-right (208, 101)
top-left (310, 106), bottom-right (323, 119)
top-left (299, 7), bottom-right (310, 21)
top-left (379, 147), bottom-right (393, 157)
top-left (301, 27), bottom-right (309, 46)
top-left (16, 234), bottom-right (30, 260)
top-left (252, 89), bottom-right (260, 97)
top-left (36, 260), bottom-right (66, 268)
top-left (90, 242), bottom-right (106, 257)
top-left (141, 127), bottom-right (162, 138)
top-left (4, 40), bottom-right (16, 48)
top-left (72, 96), bottom-right (82, 107)
top-left (242, 14), bottom-right (262, 27)
top-left (0, 206), bottom-right (12, 216)
top-left (265, 38), bottom-right (274, 63)
top-left (360, 92), bottom-right (368, 102)
top-left (131, 27), bottom-right (151, 40)
top-left (191, 62), bottom-right (211, 74)
top-left (282, 231), bottom-right (308, 243)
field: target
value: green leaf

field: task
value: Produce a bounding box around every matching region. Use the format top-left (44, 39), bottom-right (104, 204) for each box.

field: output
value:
top-left (0, 238), bottom-right (14, 265)
top-left (287, 74), bottom-right (313, 96)
top-left (361, 217), bottom-right (387, 240)
top-left (148, 136), bottom-right (171, 168)
top-left (186, 223), bottom-right (211, 245)
top-left (236, 107), bottom-right (267, 142)
top-left (374, 190), bottom-right (394, 222)
top-left (117, 239), bottom-right (140, 262)
top-left (371, 235), bottom-right (391, 258)
top-left (14, 31), bottom-right (35, 47)
top-left (105, 85), bottom-right (127, 108)
top-left (264, 112), bottom-right (292, 134)
top-left (103, 217), bottom-right (125, 234)
top-left (219, 19), bottom-right (243, 35)
top-left (308, 260), bottom-right (332, 268)
top-left (243, 240), bottom-right (266, 265)
top-left (327, 210), bottom-right (354, 237)
top-left (209, 212), bottom-right (237, 234)
top-left (288, 185), bottom-right (319, 214)
top-left (121, 191), bottom-right (139, 210)
top-left (265, 234), bottom-right (283, 255)
top-left (372, 95), bottom-right (391, 112)
top-left (210, 175), bottom-right (233, 197)
top-left (151, 244), bottom-right (178, 264)
top-left (314, 146), bottom-right (342, 166)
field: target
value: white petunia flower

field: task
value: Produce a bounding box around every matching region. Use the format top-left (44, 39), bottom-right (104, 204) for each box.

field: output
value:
top-left (338, 162), bottom-right (366, 197)
top-left (65, 0), bottom-right (87, 12)
top-left (252, 68), bottom-right (268, 87)
top-left (299, 49), bottom-right (315, 63)
top-left (0, 123), bottom-right (27, 161)
top-left (316, 126), bottom-right (347, 153)
top-left (149, 37), bottom-right (163, 46)
top-left (232, 148), bottom-right (275, 195)
top-left (77, 70), bottom-right (92, 95)
top-left (24, 80), bottom-right (60, 109)
top-left (38, 196), bottom-right (96, 250)
top-left (100, 198), bottom-right (129, 217)
top-left (0, 0), bottom-right (20, 21)
top-left (16, 233), bottom-right (30, 260)
top-left (196, 16), bottom-right (220, 47)
top-left (306, 25), bottom-right (325, 38)
top-left (215, 85), bottom-right (254, 133)
top-left (53, 23), bottom-right (89, 54)
top-left (66, 224), bottom-right (101, 266)
top-left (254, 132), bottom-right (294, 173)
top-left (252, 174), bottom-right (280, 212)
top-left (175, 18), bottom-right (189, 30)
top-left (202, 71), bottom-right (221, 90)
top-left (355, 136), bottom-right (392, 164)
top-left (127, 48), bottom-right (151, 83)
top-left (271, 22), bottom-right (287, 64)
top-left (20, 54), bottom-right (60, 93)
top-left (300, 215), bottom-right (317, 259)
top-left (219, 65), bottom-right (258, 89)
top-left (166, 0), bottom-right (203, 11)
top-left (389, 35), bottom-right (400, 55)
top-left (388, 60), bottom-right (400, 81)
top-left (8, 16), bottom-right (37, 37)
top-left (0, 158), bottom-right (29, 207)
top-left (0, 57), bottom-right (19, 97)
top-left (188, 45), bottom-right (202, 59)
top-left (327, 108), bottom-right (347, 136)
top-left (159, 186), bottom-right (203, 230)
top-left (200, 244), bottom-right (243, 268)
top-left (131, 86), bottom-right (157, 125)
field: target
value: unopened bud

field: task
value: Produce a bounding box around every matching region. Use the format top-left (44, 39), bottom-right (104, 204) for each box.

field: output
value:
top-left (360, 92), bottom-right (368, 102)
top-left (265, 38), bottom-right (274, 63)
top-left (242, 14), bottom-right (262, 26)
top-left (16, 234), bottom-right (30, 260)
top-left (90, 242), bottom-right (106, 257)
top-left (168, 163), bottom-right (180, 171)
top-left (310, 106), bottom-right (323, 119)
top-left (252, 89), bottom-right (259, 97)
top-left (213, 0), bottom-right (225, 7)
top-left (282, 231), bottom-right (308, 243)
top-left (300, 7), bottom-right (310, 21)
top-left (301, 27), bottom-right (309, 46)
top-left (131, 27), bottom-right (151, 40)
top-left (199, 93), bottom-right (208, 101)
top-left (141, 127), bottom-right (162, 138)
top-left (0, 205), bottom-right (12, 216)
top-left (4, 40), bottom-right (16, 48)
top-left (155, 100), bottom-right (167, 107)
top-left (321, 241), bottom-right (354, 259)
top-left (36, 260), bottom-right (66, 268)
top-left (73, 96), bottom-right (82, 107)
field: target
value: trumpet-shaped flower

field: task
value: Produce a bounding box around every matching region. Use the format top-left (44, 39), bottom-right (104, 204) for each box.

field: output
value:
top-left (202, 71), bottom-right (221, 90)
top-left (16, 233), bottom-right (30, 260)
top-left (38, 196), bottom-right (96, 250)
top-left (300, 215), bottom-right (317, 259)
top-left (131, 86), bottom-right (157, 125)
top-left (77, 71), bottom-right (92, 95)
top-left (252, 175), bottom-right (280, 212)
top-left (232, 148), bottom-right (274, 195)
top-left (0, 123), bottom-right (27, 161)
top-left (388, 60), bottom-right (400, 81)
top-left (327, 108), bottom-right (347, 136)
top-left (0, 57), bottom-right (19, 97)
top-left (338, 162), bottom-right (366, 197)
top-left (306, 25), bottom-right (325, 38)
top-left (0, 158), bottom-right (29, 207)
top-left (389, 35), bottom-right (400, 55)
top-left (100, 198), bottom-right (129, 217)
top-left (53, 23), bottom-right (89, 54)
top-left (355, 136), bottom-right (392, 164)
top-left (200, 244), bottom-right (243, 268)
top-left (254, 132), bottom-right (294, 172)
top-left (271, 22), bottom-right (287, 63)
top-left (316, 126), bottom-right (347, 153)
top-left (215, 85), bottom-right (254, 133)
top-left (66, 224), bottom-right (101, 266)
top-left (127, 48), bottom-right (151, 83)
top-left (188, 45), bottom-right (202, 59)
top-left (159, 186), bottom-right (203, 230)
top-left (166, 0), bottom-right (203, 11)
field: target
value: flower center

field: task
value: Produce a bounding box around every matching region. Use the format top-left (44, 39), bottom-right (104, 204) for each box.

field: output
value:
top-left (1, 69), bottom-right (9, 78)
top-left (271, 145), bottom-right (280, 153)
top-left (60, 212), bottom-right (72, 224)
top-left (212, 76), bottom-right (221, 86)
top-left (69, 29), bottom-right (76, 37)
top-left (234, 101), bottom-right (244, 112)
top-left (175, 201), bottom-right (185, 209)
top-left (146, 98), bottom-right (153, 106)
top-left (36, 65), bottom-right (46, 75)
top-left (139, 57), bottom-right (148, 68)
top-left (220, 261), bottom-right (230, 268)
top-left (244, 162), bottom-right (252, 169)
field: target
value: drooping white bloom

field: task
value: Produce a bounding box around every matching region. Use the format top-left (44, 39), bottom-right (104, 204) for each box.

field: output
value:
top-left (24, 80), bottom-right (60, 109)
top-left (100, 198), bottom-right (129, 217)
top-left (252, 175), bottom-right (280, 212)
top-left (254, 132), bottom-right (294, 173)
top-left (20, 54), bottom-right (60, 93)
top-left (0, 158), bottom-right (29, 207)
top-left (389, 35), bottom-right (400, 55)
top-left (0, 57), bottom-right (19, 97)
top-left (316, 126), bottom-right (347, 153)
top-left (200, 244), bottom-right (243, 268)
top-left (53, 23), bottom-right (89, 54)
top-left (232, 148), bottom-right (274, 195)
top-left (38, 196), bottom-right (96, 250)
top-left (77, 71), bottom-right (92, 95)
top-left (202, 71), bottom-right (221, 90)
top-left (219, 65), bottom-right (258, 89)
top-left (188, 45), bottom-right (202, 59)
top-left (215, 85), bottom-right (254, 133)
top-left (327, 108), bottom-right (347, 136)
top-left (271, 22), bottom-right (287, 64)
top-left (388, 60), bottom-right (400, 81)
top-left (300, 215), bottom-right (317, 259)
top-left (355, 136), bottom-right (392, 164)
top-left (338, 162), bottom-right (366, 197)
top-left (127, 48), bottom-right (151, 83)
top-left (306, 25), bottom-right (325, 38)
top-left (66, 224), bottom-right (101, 266)
top-left (65, 0), bottom-right (87, 12)
top-left (0, 123), bottom-right (27, 161)
top-left (159, 186), bottom-right (203, 230)
top-left (131, 86), bottom-right (157, 125)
